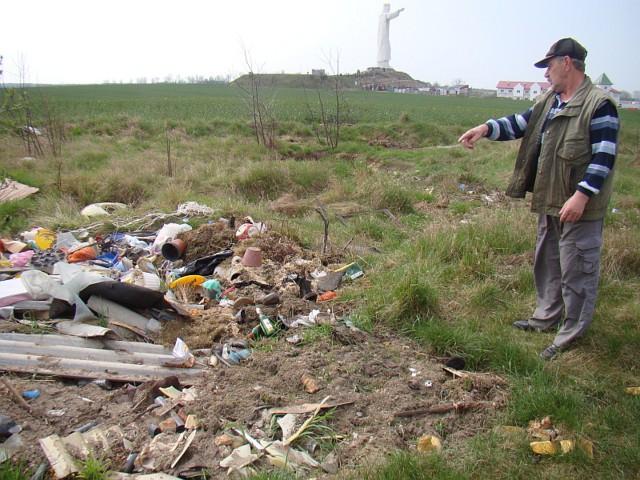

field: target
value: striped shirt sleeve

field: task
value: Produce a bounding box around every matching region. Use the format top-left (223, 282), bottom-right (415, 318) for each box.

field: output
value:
top-left (578, 99), bottom-right (619, 197)
top-left (485, 107), bottom-right (533, 141)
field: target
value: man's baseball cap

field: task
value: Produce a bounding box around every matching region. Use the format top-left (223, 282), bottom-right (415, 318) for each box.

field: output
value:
top-left (534, 38), bottom-right (588, 68)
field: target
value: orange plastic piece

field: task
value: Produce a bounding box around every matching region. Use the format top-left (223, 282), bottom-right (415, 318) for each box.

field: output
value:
top-left (67, 246), bottom-right (97, 263)
top-left (317, 291), bottom-right (337, 302)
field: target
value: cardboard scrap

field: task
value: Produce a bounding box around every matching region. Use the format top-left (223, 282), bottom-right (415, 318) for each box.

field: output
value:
top-left (219, 444), bottom-right (258, 474)
top-left (277, 414), bottom-right (299, 443)
top-left (171, 429), bottom-right (197, 468)
top-left (39, 426), bottom-right (124, 478)
top-left (136, 432), bottom-right (192, 472)
top-left (0, 178), bottom-right (39, 203)
top-left (260, 440), bottom-right (320, 469)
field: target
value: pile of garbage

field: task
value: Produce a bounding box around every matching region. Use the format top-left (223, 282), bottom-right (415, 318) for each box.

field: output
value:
top-left (0, 202), bottom-right (370, 477)
top-left (1, 204), bottom-right (364, 342)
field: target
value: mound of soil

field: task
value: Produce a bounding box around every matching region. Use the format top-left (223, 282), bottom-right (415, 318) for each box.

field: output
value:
top-left (1, 326), bottom-right (509, 478)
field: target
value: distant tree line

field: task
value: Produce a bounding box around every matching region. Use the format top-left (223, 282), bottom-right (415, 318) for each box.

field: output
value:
top-left (102, 74), bottom-right (232, 85)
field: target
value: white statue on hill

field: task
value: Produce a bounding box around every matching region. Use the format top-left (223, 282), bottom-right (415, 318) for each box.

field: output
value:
top-left (377, 3), bottom-right (404, 68)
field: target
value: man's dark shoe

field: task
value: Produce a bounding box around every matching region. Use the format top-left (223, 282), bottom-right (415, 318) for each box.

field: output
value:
top-left (539, 343), bottom-right (560, 361)
top-left (512, 320), bottom-right (535, 331)
top-left (513, 319), bottom-right (556, 333)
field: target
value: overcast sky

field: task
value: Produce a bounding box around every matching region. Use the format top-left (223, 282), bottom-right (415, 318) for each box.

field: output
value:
top-left (2, 0), bottom-right (639, 92)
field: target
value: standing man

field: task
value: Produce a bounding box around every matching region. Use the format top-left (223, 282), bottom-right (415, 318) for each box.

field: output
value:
top-left (458, 38), bottom-right (619, 360)
top-left (377, 3), bottom-right (404, 68)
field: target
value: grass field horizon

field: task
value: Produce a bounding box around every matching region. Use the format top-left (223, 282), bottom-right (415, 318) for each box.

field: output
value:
top-left (1, 82), bottom-right (639, 479)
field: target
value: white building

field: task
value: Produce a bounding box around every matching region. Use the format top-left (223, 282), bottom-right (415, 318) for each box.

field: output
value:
top-left (496, 81), bottom-right (552, 100)
top-left (594, 73), bottom-right (621, 105)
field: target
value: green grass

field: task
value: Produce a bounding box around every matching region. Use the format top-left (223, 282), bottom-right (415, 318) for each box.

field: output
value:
top-left (353, 450), bottom-right (461, 480)
top-left (77, 455), bottom-right (112, 479)
top-left (0, 460), bottom-right (33, 479)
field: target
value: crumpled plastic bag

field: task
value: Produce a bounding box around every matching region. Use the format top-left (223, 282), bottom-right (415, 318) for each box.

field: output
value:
top-left (235, 216), bottom-right (267, 241)
top-left (19, 269), bottom-right (96, 322)
top-left (9, 250), bottom-right (35, 267)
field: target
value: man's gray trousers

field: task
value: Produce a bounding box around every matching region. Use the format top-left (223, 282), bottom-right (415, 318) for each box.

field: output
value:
top-left (527, 214), bottom-right (604, 347)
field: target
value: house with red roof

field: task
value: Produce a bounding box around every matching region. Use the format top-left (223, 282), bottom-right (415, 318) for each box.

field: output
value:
top-left (496, 80), bottom-right (552, 100)
top-left (497, 73), bottom-right (622, 105)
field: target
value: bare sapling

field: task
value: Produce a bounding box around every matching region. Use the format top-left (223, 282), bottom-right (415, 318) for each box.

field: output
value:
top-left (234, 46), bottom-right (278, 150)
top-left (303, 49), bottom-right (348, 151)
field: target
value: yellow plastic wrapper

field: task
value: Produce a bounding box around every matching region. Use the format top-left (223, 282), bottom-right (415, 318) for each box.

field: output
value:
top-left (530, 441), bottom-right (558, 455)
top-left (417, 435), bottom-right (442, 453)
top-left (560, 439), bottom-right (575, 454)
top-left (35, 229), bottom-right (56, 250)
top-left (624, 386), bottom-right (640, 396)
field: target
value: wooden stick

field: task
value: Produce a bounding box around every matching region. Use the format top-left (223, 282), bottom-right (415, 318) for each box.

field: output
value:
top-left (315, 206), bottom-right (329, 257)
top-left (1, 376), bottom-right (33, 414)
top-left (394, 401), bottom-right (488, 418)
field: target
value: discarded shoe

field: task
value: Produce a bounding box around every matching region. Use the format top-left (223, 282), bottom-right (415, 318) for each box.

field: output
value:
top-left (233, 296), bottom-right (255, 309)
top-left (256, 292), bottom-right (279, 305)
top-left (303, 291), bottom-right (318, 302)
top-left (539, 344), bottom-right (560, 361)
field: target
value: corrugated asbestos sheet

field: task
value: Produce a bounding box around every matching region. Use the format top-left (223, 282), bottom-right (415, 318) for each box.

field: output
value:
top-left (0, 333), bottom-right (207, 385)
top-left (0, 178), bottom-right (39, 203)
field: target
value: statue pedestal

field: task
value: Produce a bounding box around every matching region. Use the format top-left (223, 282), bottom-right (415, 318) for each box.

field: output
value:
top-left (359, 68), bottom-right (426, 92)
top-left (368, 66), bottom-right (395, 73)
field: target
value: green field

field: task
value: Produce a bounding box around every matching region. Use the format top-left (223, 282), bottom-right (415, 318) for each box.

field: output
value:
top-left (1, 82), bottom-right (639, 479)
top-left (13, 83), bottom-right (533, 124)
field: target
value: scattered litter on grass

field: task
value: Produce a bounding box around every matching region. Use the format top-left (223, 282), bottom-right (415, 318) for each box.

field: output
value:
top-left (0, 204), bottom-right (512, 477)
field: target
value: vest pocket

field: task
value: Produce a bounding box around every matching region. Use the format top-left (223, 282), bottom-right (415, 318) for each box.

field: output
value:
top-left (557, 139), bottom-right (591, 165)
top-left (558, 139), bottom-right (591, 197)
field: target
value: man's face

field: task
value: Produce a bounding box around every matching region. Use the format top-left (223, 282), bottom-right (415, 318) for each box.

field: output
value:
top-left (545, 56), bottom-right (568, 93)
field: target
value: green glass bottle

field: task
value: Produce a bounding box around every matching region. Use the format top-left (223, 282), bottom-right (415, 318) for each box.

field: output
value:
top-left (256, 307), bottom-right (275, 335)
top-left (249, 307), bottom-right (276, 340)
